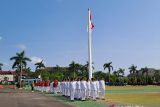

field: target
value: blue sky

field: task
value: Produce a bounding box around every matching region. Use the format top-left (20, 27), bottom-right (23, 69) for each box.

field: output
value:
top-left (0, 0), bottom-right (160, 75)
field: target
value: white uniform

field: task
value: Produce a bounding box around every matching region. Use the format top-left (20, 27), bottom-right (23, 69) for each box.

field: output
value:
top-left (69, 81), bottom-right (76, 101)
top-left (67, 81), bottom-right (70, 97)
top-left (64, 81), bottom-right (67, 96)
top-left (86, 81), bottom-right (91, 99)
top-left (50, 82), bottom-right (53, 92)
top-left (58, 82), bottom-right (61, 93)
top-left (99, 80), bottom-right (105, 99)
top-left (95, 80), bottom-right (100, 98)
top-left (80, 80), bottom-right (87, 100)
top-left (90, 81), bottom-right (97, 100)
top-left (61, 81), bottom-right (65, 95)
top-left (76, 80), bottom-right (81, 99)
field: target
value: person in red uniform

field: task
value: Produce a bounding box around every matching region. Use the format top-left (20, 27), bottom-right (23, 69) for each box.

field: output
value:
top-left (44, 80), bottom-right (48, 92)
top-left (38, 81), bottom-right (41, 91)
top-left (53, 79), bottom-right (58, 94)
top-left (46, 80), bottom-right (50, 92)
top-left (41, 81), bottom-right (45, 92)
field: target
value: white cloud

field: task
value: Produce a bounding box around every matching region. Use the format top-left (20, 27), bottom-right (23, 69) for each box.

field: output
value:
top-left (30, 57), bottom-right (43, 64)
top-left (17, 44), bottom-right (27, 50)
top-left (3, 62), bottom-right (10, 67)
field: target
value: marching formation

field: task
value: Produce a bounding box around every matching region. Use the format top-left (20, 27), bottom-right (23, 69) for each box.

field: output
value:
top-left (34, 78), bottom-right (105, 101)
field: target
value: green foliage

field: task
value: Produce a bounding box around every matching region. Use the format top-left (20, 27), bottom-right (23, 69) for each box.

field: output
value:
top-left (154, 70), bottom-right (160, 83)
top-left (41, 70), bottom-right (50, 80)
top-left (123, 77), bottom-right (128, 83)
top-left (49, 72), bottom-right (64, 81)
top-left (93, 71), bottom-right (106, 80)
top-left (10, 51), bottom-right (31, 71)
top-left (103, 62), bottom-right (113, 83)
top-left (35, 60), bottom-right (45, 71)
top-left (0, 63), bottom-right (3, 70)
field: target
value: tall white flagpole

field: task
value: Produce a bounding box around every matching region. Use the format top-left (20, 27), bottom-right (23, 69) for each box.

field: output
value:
top-left (88, 8), bottom-right (92, 80)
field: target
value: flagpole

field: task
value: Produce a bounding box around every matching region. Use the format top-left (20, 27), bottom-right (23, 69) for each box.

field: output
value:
top-left (88, 8), bottom-right (92, 80)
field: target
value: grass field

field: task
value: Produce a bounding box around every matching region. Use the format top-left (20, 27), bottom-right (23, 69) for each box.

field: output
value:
top-left (106, 86), bottom-right (160, 107)
top-left (43, 86), bottom-right (160, 107)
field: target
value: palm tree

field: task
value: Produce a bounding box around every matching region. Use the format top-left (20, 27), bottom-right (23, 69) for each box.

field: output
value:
top-left (128, 64), bottom-right (137, 84)
top-left (10, 51), bottom-right (31, 88)
top-left (84, 61), bottom-right (94, 70)
top-left (0, 63), bottom-right (3, 71)
top-left (117, 68), bottom-right (125, 83)
top-left (117, 68), bottom-right (125, 77)
top-left (35, 60), bottom-right (45, 70)
top-left (113, 71), bottom-right (118, 77)
top-left (81, 61), bottom-right (94, 78)
top-left (25, 67), bottom-right (34, 77)
top-left (103, 62), bottom-right (113, 83)
top-left (69, 61), bottom-right (80, 78)
top-left (154, 70), bottom-right (160, 83)
top-left (35, 60), bottom-right (45, 79)
top-left (141, 67), bottom-right (149, 84)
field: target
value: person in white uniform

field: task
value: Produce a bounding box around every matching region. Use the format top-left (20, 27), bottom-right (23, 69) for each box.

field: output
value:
top-left (69, 78), bottom-right (76, 101)
top-left (50, 81), bottom-right (53, 93)
top-left (80, 78), bottom-right (87, 101)
top-left (99, 78), bottom-right (105, 100)
top-left (61, 80), bottom-right (65, 96)
top-left (74, 79), bottom-right (77, 99)
top-left (64, 79), bottom-right (67, 96)
top-left (90, 78), bottom-right (97, 101)
top-left (58, 81), bottom-right (61, 93)
top-left (86, 79), bottom-right (91, 99)
top-left (95, 78), bottom-right (100, 99)
top-left (76, 78), bottom-right (81, 99)
top-left (67, 79), bottom-right (70, 97)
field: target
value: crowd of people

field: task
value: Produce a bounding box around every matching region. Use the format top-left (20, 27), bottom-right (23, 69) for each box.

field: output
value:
top-left (34, 78), bottom-right (105, 101)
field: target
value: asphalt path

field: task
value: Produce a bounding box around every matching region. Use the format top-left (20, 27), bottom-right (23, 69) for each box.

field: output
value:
top-left (0, 87), bottom-right (74, 107)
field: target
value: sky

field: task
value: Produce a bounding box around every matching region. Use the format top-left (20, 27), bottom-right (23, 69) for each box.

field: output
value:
top-left (0, 0), bottom-right (160, 75)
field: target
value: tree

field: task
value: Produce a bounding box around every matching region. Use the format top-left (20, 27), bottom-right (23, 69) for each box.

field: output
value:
top-left (141, 67), bottom-right (149, 84)
top-left (25, 67), bottom-right (35, 78)
top-left (10, 51), bottom-right (31, 88)
top-left (128, 64), bottom-right (137, 84)
top-left (41, 70), bottom-right (50, 81)
top-left (154, 70), bottom-right (160, 84)
top-left (35, 60), bottom-right (45, 79)
top-left (113, 71), bottom-right (118, 77)
top-left (93, 71), bottom-right (107, 81)
top-left (0, 63), bottom-right (3, 71)
top-left (117, 68), bottom-right (125, 83)
top-left (103, 62), bottom-right (113, 83)
top-left (117, 68), bottom-right (125, 77)
top-left (55, 65), bottom-right (60, 72)
top-left (79, 61), bottom-right (94, 78)
top-left (35, 60), bottom-right (45, 70)
top-left (84, 61), bottom-right (94, 70)
top-left (69, 61), bottom-right (81, 78)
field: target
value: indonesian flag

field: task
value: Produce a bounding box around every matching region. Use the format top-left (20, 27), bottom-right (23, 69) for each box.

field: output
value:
top-left (88, 9), bottom-right (94, 30)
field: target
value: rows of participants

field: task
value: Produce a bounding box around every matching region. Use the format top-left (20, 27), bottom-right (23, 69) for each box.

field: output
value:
top-left (34, 78), bottom-right (105, 101)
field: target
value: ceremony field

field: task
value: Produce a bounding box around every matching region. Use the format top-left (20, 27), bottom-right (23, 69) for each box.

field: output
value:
top-left (0, 85), bottom-right (160, 107)
top-left (45, 86), bottom-right (160, 107)
top-left (106, 86), bottom-right (160, 107)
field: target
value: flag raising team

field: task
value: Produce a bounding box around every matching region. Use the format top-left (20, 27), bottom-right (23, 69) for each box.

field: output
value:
top-left (34, 77), bottom-right (105, 101)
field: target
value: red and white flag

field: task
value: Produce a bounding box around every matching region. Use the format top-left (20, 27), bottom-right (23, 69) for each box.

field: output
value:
top-left (88, 9), bottom-right (94, 30)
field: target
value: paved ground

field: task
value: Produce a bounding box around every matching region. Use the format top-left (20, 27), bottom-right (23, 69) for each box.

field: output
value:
top-left (0, 87), bottom-right (74, 107)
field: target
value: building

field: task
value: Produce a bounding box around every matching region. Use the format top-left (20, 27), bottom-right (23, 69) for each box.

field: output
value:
top-left (0, 71), bottom-right (16, 82)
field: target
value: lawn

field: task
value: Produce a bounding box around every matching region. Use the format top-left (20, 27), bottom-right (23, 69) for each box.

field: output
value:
top-left (106, 86), bottom-right (160, 107)
top-left (42, 86), bottom-right (160, 107)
